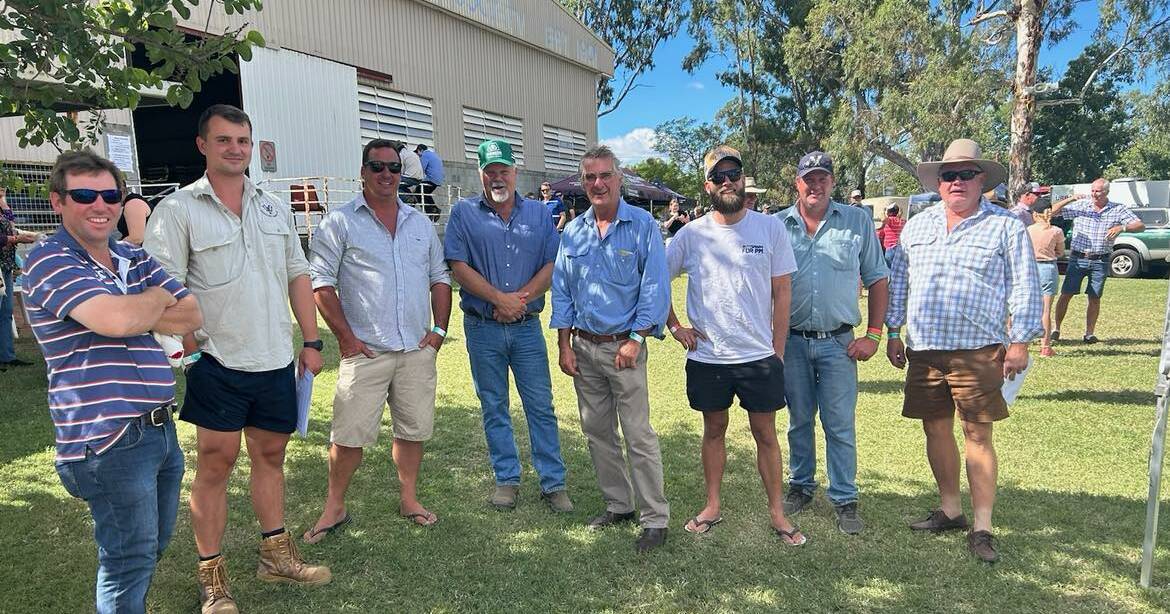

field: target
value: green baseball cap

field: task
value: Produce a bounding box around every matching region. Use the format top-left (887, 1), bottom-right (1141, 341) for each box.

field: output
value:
top-left (477, 139), bottom-right (516, 169)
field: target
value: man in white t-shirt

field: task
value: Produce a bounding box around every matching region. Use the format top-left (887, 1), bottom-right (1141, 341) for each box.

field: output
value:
top-left (665, 145), bottom-right (806, 546)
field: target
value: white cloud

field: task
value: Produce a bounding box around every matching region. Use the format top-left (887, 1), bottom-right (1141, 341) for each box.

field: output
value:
top-left (687, 81), bottom-right (705, 90)
top-left (600, 127), bottom-right (663, 165)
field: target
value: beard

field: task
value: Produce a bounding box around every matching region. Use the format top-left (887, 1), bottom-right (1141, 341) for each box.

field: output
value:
top-left (709, 186), bottom-right (745, 214)
top-left (487, 183), bottom-right (510, 204)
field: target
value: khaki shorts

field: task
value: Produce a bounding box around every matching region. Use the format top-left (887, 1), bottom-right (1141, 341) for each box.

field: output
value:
top-left (331, 346), bottom-right (438, 446)
top-left (902, 345), bottom-right (1009, 423)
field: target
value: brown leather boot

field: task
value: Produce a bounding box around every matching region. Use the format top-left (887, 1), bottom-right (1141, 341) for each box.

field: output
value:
top-left (256, 531), bottom-right (332, 585)
top-left (197, 555), bottom-right (239, 614)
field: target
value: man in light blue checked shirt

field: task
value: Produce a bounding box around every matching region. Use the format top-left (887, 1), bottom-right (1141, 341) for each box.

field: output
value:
top-left (1049, 178), bottom-right (1143, 344)
top-left (886, 139), bottom-right (1042, 564)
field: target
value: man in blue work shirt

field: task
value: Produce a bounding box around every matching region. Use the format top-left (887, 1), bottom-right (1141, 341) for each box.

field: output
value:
top-left (779, 151), bottom-right (889, 536)
top-left (415, 144), bottom-right (445, 221)
top-left (444, 139), bottom-right (572, 513)
top-left (551, 144), bottom-right (671, 553)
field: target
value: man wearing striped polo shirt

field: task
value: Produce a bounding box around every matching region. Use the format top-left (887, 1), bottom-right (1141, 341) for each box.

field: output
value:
top-left (24, 150), bottom-right (203, 613)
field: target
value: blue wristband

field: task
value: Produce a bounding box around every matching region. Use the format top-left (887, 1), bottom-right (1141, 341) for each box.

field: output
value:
top-left (628, 331), bottom-right (646, 345)
top-left (431, 326), bottom-right (447, 338)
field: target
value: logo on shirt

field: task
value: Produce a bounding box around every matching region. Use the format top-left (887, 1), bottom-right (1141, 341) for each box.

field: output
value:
top-left (742, 244), bottom-right (765, 255)
top-left (259, 199), bottom-right (278, 217)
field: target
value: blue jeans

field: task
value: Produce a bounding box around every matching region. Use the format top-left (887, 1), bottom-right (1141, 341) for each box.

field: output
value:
top-left (55, 418), bottom-right (185, 614)
top-left (464, 314), bottom-right (567, 493)
top-left (0, 268), bottom-right (14, 362)
top-left (783, 330), bottom-right (859, 505)
top-left (1061, 255), bottom-right (1107, 297)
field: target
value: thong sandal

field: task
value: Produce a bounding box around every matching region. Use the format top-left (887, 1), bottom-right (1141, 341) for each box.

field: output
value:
top-left (684, 516), bottom-right (724, 534)
top-left (302, 513), bottom-right (352, 544)
top-left (402, 511), bottom-right (439, 527)
top-left (773, 525), bottom-right (808, 547)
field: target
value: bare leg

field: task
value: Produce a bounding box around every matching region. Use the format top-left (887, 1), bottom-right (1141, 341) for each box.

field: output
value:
top-left (686, 411), bottom-right (728, 530)
top-left (922, 415), bottom-right (963, 518)
top-left (1086, 295), bottom-right (1101, 336)
top-left (307, 444), bottom-right (363, 534)
top-left (962, 420), bottom-right (997, 532)
top-left (190, 428), bottom-right (242, 556)
top-left (748, 411), bottom-right (798, 536)
top-left (1041, 294), bottom-right (1054, 346)
top-left (393, 438), bottom-right (434, 523)
top-left (244, 427), bottom-right (291, 533)
top-left (1053, 292), bottom-right (1074, 333)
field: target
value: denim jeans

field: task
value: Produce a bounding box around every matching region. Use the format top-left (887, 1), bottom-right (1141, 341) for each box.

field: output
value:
top-left (464, 314), bottom-right (567, 493)
top-left (55, 418), bottom-right (185, 614)
top-left (783, 330), bottom-right (859, 505)
top-left (0, 268), bottom-right (14, 362)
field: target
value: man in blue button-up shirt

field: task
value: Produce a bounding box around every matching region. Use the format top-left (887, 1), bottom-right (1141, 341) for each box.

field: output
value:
top-left (550, 144), bottom-right (671, 553)
top-left (779, 150), bottom-right (888, 536)
top-left (444, 139), bottom-right (572, 513)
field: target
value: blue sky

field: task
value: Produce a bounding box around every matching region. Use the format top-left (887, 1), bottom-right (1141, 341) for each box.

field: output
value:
top-left (599, 3), bottom-right (1110, 163)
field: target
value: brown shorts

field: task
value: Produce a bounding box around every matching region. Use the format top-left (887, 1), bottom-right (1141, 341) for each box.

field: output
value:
top-left (902, 345), bottom-right (1008, 423)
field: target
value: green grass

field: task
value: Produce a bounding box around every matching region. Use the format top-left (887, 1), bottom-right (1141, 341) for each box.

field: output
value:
top-left (3, 278), bottom-right (1170, 612)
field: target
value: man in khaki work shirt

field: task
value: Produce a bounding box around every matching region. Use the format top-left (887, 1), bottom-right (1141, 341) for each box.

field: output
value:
top-left (144, 104), bottom-right (330, 614)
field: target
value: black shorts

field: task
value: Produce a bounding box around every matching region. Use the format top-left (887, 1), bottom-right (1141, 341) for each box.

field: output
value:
top-left (180, 354), bottom-right (297, 433)
top-left (685, 356), bottom-right (786, 412)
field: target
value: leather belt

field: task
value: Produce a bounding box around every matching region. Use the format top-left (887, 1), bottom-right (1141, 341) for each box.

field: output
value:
top-left (573, 329), bottom-right (631, 344)
top-left (139, 403), bottom-right (177, 428)
top-left (789, 324), bottom-right (853, 339)
top-left (1072, 251), bottom-right (1105, 261)
top-left (464, 311), bottom-right (537, 325)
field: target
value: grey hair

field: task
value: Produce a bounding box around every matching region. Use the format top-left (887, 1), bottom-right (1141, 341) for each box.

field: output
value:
top-left (1093, 177), bottom-right (1111, 193)
top-left (579, 145), bottom-right (622, 177)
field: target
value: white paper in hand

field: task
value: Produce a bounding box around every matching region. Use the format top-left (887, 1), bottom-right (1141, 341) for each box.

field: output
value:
top-left (295, 369), bottom-right (314, 437)
top-left (1000, 354), bottom-right (1032, 405)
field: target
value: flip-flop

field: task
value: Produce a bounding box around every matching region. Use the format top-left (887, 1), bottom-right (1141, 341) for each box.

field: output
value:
top-left (683, 516), bottom-right (723, 534)
top-left (773, 525), bottom-right (808, 547)
top-left (302, 513), bottom-right (352, 544)
top-left (402, 511), bottom-right (439, 527)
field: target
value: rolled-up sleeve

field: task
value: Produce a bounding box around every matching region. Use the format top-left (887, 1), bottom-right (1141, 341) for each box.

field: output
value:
top-left (1005, 223), bottom-right (1043, 343)
top-left (632, 220), bottom-right (669, 337)
top-left (308, 213), bottom-right (344, 290)
top-left (858, 215), bottom-right (889, 287)
top-left (885, 243), bottom-right (908, 328)
top-left (284, 208), bottom-right (311, 282)
top-left (549, 239), bottom-right (576, 330)
top-left (427, 226), bottom-right (451, 287)
top-left (143, 198), bottom-right (190, 283)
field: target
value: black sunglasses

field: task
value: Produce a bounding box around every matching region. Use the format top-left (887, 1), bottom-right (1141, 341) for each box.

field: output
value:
top-left (65, 188), bottom-right (122, 205)
top-left (708, 168), bottom-right (743, 184)
top-left (939, 169), bottom-right (983, 183)
top-left (364, 160), bottom-right (403, 174)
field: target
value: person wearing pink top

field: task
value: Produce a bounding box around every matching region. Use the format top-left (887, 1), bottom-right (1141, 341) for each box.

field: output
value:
top-left (1027, 202), bottom-right (1065, 356)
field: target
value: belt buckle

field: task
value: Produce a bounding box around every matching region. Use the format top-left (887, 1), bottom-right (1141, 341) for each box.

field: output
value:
top-left (148, 404), bottom-right (173, 427)
top-left (813, 330), bottom-right (830, 339)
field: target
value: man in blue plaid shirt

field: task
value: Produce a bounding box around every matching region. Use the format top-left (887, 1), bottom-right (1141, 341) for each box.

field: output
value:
top-left (1049, 179), bottom-right (1143, 344)
top-left (886, 139), bottom-right (1042, 564)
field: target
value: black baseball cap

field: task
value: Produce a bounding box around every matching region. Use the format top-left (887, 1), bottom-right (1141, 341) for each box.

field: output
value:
top-left (797, 151), bottom-right (834, 178)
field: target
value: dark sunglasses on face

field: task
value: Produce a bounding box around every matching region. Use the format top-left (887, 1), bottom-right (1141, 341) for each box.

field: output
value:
top-left (364, 160), bottom-right (402, 174)
top-left (65, 188), bottom-right (123, 204)
top-left (708, 167), bottom-right (743, 184)
top-left (939, 169), bottom-right (982, 183)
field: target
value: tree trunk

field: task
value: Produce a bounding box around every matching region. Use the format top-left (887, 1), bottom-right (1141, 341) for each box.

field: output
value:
top-left (868, 141), bottom-right (922, 190)
top-left (1009, 0), bottom-right (1044, 197)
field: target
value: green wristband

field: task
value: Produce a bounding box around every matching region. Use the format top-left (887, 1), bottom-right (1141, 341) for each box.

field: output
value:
top-left (887, 331), bottom-right (901, 339)
top-left (865, 332), bottom-right (881, 342)
top-left (628, 331), bottom-right (646, 345)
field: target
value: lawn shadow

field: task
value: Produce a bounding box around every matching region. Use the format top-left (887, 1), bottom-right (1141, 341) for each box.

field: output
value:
top-left (1024, 389), bottom-right (1155, 405)
top-left (859, 379), bottom-right (906, 395)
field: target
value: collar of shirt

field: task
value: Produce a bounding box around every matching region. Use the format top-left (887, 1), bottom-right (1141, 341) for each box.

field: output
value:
top-left (580, 198), bottom-right (637, 228)
top-left (189, 173), bottom-right (261, 206)
top-left (781, 199), bottom-right (845, 236)
top-left (474, 191), bottom-right (537, 220)
top-left (48, 229), bottom-right (141, 292)
top-left (354, 193), bottom-right (419, 225)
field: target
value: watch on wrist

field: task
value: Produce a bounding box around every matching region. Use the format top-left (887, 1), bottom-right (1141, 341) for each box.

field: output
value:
top-left (303, 339), bottom-right (324, 351)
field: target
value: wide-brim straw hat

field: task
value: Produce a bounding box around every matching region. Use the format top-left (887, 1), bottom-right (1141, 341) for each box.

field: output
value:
top-left (917, 139), bottom-right (1007, 191)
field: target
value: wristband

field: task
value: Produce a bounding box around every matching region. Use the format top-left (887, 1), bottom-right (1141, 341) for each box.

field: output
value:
top-left (865, 332), bottom-right (881, 342)
top-left (669, 324), bottom-right (680, 335)
top-left (866, 326), bottom-right (882, 335)
top-left (887, 331), bottom-right (901, 340)
top-left (628, 331), bottom-right (646, 345)
top-left (181, 351), bottom-right (202, 371)
top-left (431, 326), bottom-right (447, 338)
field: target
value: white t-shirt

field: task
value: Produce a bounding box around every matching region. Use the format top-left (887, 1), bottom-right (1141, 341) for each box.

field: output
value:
top-left (666, 210), bottom-right (797, 364)
top-left (399, 148), bottom-right (425, 181)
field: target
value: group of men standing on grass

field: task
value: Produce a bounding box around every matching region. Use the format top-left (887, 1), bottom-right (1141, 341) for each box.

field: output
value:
top-left (26, 99), bottom-right (1056, 613)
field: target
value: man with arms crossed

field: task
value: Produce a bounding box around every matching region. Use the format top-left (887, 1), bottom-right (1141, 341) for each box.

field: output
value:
top-left (145, 104), bottom-right (330, 613)
top-left (444, 140), bottom-right (572, 512)
top-left (780, 151), bottom-right (889, 535)
top-left (666, 146), bottom-right (805, 545)
top-left (551, 145), bottom-right (671, 552)
top-left (886, 139), bottom-right (1041, 563)
top-left (25, 150), bottom-right (202, 613)
top-left (304, 139), bottom-right (451, 539)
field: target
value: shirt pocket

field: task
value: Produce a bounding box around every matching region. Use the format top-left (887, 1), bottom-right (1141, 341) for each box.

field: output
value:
top-left (257, 215), bottom-right (292, 261)
top-left (827, 235), bottom-right (860, 271)
top-left (402, 234), bottom-right (430, 267)
top-left (603, 243), bottom-right (639, 285)
top-left (188, 216), bottom-right (242, 288)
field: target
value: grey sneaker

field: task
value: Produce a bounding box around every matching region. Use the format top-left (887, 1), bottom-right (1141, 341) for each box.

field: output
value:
top-left (783, 490), bottom-right (813, 516)
top-left (542, 490), bottom-right (574, 513)
top-left (489, 485), bottom-right (519, 510)
top-left (835, 502), bottom-right (864, 535)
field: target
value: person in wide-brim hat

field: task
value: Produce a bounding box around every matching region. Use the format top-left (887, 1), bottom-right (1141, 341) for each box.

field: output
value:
top-left (916, 138), bottom-right (1007, 191)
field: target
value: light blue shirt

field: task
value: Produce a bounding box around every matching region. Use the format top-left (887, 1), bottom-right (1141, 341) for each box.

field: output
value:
top-left (309, 195), bottom-right (450, 352)
top-left (886, 200), bottom-right (1042, 350)
top-left (444, 193), bottom-right (559, 319)
top-left (780, 201), bottom-right (888, 332)
top-left (550, 199), bottom-right (669, 336)
top-left (419, 149), bottom-right (444, 184)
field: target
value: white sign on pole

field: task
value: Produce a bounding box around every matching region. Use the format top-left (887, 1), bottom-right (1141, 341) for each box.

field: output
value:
top-left (106, 134), bottom-right (134, 172)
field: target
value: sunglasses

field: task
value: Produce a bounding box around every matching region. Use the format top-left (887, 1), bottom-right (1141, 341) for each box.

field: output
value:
top-left (708, 168), bottom-right (743, 184)
top-left (64, 188), bottom-right (123, 205)
top-left (364, 160), bottom-right (403, 174)
top-left (939, 169), bottom-right (982, 183)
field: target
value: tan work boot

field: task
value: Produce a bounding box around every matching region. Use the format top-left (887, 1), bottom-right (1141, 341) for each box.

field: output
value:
top-left (257, 530), bottom-right (332, 586)
top-left (197, 555), bottom-right (239, 614)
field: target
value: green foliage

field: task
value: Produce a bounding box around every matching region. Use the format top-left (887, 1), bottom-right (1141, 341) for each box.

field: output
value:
top-left (558, 0), bottom-right (684, 116)
top-left (627, 157), bottom-right (700, 200)
top-left (1109, 84), bottom-right (1170, 179)
top-left (652, 116), bottom-right (727, 193)
top-left (0, 0), bottom-right (265, 151)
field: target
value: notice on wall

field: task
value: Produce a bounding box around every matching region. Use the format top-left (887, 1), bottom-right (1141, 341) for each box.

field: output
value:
top-left (106, 134), bottom-right (134, 172)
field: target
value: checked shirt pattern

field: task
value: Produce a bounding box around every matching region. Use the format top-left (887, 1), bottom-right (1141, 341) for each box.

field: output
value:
top-left (1059, 199), bottom-right (1140, 255)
